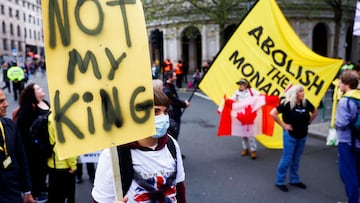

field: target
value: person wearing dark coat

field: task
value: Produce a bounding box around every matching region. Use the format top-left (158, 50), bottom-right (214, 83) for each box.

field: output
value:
top-left (163, 71), bottom-right (190, 140)
top-left (0, 89), bottom-right (34, 203)
top-left (16, 83), bottom-right (50, 202)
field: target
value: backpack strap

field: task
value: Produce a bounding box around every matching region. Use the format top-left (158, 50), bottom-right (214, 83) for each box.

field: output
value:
top-left (117, 136), bottom-right (177, 195)
top-left (166, 135), bottom-right (177, 160)
top-left (345, 97), bottom-right (359, 151)
top-left (345, 97), bottom-right (358, 127)
top-left (116, 146), bottom-right (133, 194)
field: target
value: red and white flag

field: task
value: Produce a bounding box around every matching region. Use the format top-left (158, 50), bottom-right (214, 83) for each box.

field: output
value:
top-left (217, 95), bottom-right (279, 137)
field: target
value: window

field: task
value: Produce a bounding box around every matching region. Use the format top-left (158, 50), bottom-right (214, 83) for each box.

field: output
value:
top-left (11, 40), bottom-right (15, 50)
top-left (2, 21), bottom-right (5, 34)
top-left (29, 29), bottom-right (31, 39)
top-left (17, 25), bottom-right (20, 37)
top-left (18, 41), bottom-right (22, 52)
top-left (15, 10), bottom-right (19, 19)
top-left (3, 39), bottom-right (7, 51)
top-left (24, 28), bottom-right (26, 38)
top-left (10, 23), bottom-right (13, 35)
top-left (9, 7), bottom-right (12, 17)
top-left (0, 5), bottom-right (4, 15)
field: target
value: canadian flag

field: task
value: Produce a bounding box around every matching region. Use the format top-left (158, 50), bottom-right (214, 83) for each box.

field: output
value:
top-left (217, 95), bottom-right (279, 137)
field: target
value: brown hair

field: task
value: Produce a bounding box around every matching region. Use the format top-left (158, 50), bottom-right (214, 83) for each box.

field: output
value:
top-left (340, 70), bottom-right (359, 89)
top-left (19, 83), bottom-right (38, 106)
top-left (153, 88), bottom-right (169, 107)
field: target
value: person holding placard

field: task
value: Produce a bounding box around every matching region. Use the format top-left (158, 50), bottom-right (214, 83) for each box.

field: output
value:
top-left (92, 88), bottom-right (186, 203)
top-left (47, 112), bottom-right (77, 203)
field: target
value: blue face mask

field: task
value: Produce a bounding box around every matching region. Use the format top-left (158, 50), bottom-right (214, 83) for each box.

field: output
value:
top-left (152, 114), bottom-right (170, 138)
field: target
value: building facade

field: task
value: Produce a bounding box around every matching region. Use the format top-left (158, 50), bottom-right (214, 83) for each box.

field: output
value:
top-left (0, 0), bottom-right (43, 64)
top-left (144, 0), bottom-right (359, 75)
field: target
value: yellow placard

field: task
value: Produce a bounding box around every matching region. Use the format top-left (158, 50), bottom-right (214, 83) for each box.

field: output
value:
top-left (42, 0), bottom-right (154, 159)
top-left (199, 0), bottom-right (342, 149)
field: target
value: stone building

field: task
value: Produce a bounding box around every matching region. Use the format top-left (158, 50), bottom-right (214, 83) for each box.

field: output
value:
top-left (144, 0), bottom-right (359, 75)
top-left (0, 0), bottom-right (43, 64)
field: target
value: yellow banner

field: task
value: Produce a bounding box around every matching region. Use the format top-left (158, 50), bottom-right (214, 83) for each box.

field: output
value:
top-left (42, 0), bottom-right (154, 159)
top-left (199, 0), bottom-right (342, 149)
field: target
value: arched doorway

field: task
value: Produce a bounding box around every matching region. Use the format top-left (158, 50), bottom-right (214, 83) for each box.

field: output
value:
top-left (181, 26), bottom-right (202, 81)
top-left (345, 26), bottom-right (353, 61)
top-left (150, 28), bottom-right (163, 71)
top-left (312, 23), bottom-right (328, 56)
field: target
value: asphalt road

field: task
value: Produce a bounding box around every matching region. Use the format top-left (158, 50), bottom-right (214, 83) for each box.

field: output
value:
top-left (7, 73), bottom-right (346, 203)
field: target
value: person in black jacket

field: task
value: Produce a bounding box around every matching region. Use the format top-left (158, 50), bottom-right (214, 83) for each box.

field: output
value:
top-left (16, 83), bottom-right (50, 202)
top-left (163, 71), bottom-right (190, 140)
top-left (1, 61), bottom-right (11, 94)
top-left (0, 89), bottom-right (35, 203)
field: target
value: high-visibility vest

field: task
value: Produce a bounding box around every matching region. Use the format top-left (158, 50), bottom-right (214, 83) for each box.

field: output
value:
top-left (175, 63), bottom-right (183, 75)
top-left (7, 66), bottom-right (25, 81)
top-left (340, 63), bottom-right (354, 71)
top-left (164, 61), bottom-right (173, 72)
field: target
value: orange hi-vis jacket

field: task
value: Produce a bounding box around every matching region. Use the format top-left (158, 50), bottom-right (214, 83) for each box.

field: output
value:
top-left (164, 61), bottom-right (173, 72)
top-left (175, 63), bottom-right (183, 75)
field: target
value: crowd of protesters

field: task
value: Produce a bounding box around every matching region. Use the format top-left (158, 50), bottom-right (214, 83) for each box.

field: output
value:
top-left (151, 57), bottom-right (213, 90)
top-left (2, 56), bottom-right (360, 203)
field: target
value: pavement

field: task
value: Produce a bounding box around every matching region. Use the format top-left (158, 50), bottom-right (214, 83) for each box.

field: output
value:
top-left (308, 121), bottom-right (331, 140)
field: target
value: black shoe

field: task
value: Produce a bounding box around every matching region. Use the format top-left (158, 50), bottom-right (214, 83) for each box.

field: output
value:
top-left (276, 184), bottom-right (289, 192)
top-left (34, 193), bottom-right (48, 203)
top-left (181, 154), bottom-right (186, 159)
top-left (290, 182), bottom-right (307, 189)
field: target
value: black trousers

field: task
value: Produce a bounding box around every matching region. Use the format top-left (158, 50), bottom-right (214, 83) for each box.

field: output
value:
top-left (76, 163), bottom-right (95, 182)
top-left (2, 80), bottom-right (10, 93)
top-left (176, 74), bottom-right (183, 88)
top-left (48, 168), bottom-right (76, 203)
top-left (29, 154), bottom-right (48, 198)
top-left (12, 81), bottom-right (23, 101)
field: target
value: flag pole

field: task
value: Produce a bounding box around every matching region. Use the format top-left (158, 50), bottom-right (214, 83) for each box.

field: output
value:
top-left (187, 84), bottom-right (198, 102)
top-left (180, 83), bottom-right (198, 116)
top-left (110, 147), bottom-right (124, 201)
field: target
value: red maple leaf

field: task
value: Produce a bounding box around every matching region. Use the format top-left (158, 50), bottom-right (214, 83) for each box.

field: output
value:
top-left (236, 105), bottom-right (257, 125)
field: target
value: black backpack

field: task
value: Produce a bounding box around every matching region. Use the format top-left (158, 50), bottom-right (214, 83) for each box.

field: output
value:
top-left (29, 111), bottom-right (53, 158)
top-left (116, 136), bottom-right (177, 195)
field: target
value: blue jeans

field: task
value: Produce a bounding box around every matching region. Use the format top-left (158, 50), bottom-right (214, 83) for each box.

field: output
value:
top-left (276, 130), bottom-right (306, 185)
top-left (338, 143), bottom-right (360, 203)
